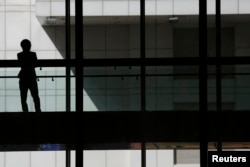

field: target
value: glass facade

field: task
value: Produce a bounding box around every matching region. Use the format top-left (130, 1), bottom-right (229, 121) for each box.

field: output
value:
top-left (1, 0), bottom-right (250, 111)
top-left (1, 0), bottom-right (250, 167)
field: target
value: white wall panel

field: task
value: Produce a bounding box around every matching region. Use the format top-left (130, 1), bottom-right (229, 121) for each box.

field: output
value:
top-left (6, 0), bottom-right (30, 6)
top-left (0, 153), bottom-right (4, 167)
top-left (45, 95), bottom-right (56, 111)
top-left (6, 95), bottom-right (20, 112)
top-left (159, 150), bottom-right (174, 167)
top-left (83, 1), bottom-right (103, 16)
top-left (6, 12), bottom-right (30, 50)
top-left (104, 1), bottom-right (128, 15)
top-left (36, 2), bottom-right (50, 16)
top-left (157, 0), bottom-right (173, 15)
top-left (0, 12), bottom-right (5, 51)
top-left (174, 0), bottom-right (199, 15)
top-left (31, 5), bottom-right (36, 12)
top-left (51, 2), bottom-right (65, 16)
top-left (5, 152), bottom-right (30, 167)
top-left (55, 50), bottom-right (64, 59)
top-left (31, 151), bottom-right (56, 167)
top-left (45, 70), bottom-right (56, 90)
top-left (55, 73), bottom-right (66, 89)
top-left (147, 151), bottom-right (157, 167)
top-left (0, 97), bottom-right (6, 112)
top-left (146, 0), bottom-right (156, 15)
top-left (6, 51), bottom-right (18, 60)
top-left (56, 95), bottom-right (66, 111)
top-left (207, 0), bottom-right (215, 14)
top-left (35, 0), bottom-right (250, 16)
top-left (221, 0), bottom-right (238, 14)
top-left (0, 6), bottom-right (4, 11)
top-left (84, 151), bottom-right (106, 167)
top-left (0, 51), bottom-right (4, 59)
top-left (55, 152), bottom-right (65, 167)
top-left (31, 14), bottom-right (56, 51)
top-left (6, 6), bottom-right (31, 12)
top-left (0, 0), bottom-right (4, 5)
top-left (107, 151), bottom-right (130, 167)
top-left (70, 151), bottom-right (76, 167)
top-left (130, 150), bottom-right (141, 167)
top-left (35, 51), bottom-right (56, 60)
top-left (239, 0), bottom-right (250, 14)
top-left (31, 0), bottom-right (36, 5)
top-left (129, 0), bottom-right (140, 15)
top-left (5, 73), bottom-right (18, 89)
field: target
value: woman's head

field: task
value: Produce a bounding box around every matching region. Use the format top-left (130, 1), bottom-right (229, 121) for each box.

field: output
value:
top-left (20, 39), bottom-right (31, 51)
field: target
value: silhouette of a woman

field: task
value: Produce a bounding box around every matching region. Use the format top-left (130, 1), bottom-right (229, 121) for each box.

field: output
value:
top-left (17, 39), bottom-right (41, 112)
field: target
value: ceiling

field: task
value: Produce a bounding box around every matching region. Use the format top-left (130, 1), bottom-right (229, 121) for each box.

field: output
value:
top-left (37, 14), bottom-right (250, 26)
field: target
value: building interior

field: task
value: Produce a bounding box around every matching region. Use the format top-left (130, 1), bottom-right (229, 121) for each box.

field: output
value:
top-left (1, 0), bottom-right (250, 167)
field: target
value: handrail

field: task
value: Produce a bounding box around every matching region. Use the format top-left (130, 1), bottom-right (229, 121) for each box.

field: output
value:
top-left (0, 72), bottom-right (248, 79)
top-left (0, 57), bottom-right (250, 67)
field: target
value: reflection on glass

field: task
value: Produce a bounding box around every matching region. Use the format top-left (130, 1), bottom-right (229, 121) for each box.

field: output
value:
top-left (146, 66), bottom-right (199, 111)
top-left (83, 67), bottom-right (141, 111)
top-left (224, 65), bottom-right (250, 111)
top-left (0, 67), bottom-right (75, 112)
top-left (207, 65), bottom-right (250, 111)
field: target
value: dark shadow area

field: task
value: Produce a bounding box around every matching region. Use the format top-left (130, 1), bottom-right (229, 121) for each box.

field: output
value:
top-left (43, 25), bottom-right (141, 111)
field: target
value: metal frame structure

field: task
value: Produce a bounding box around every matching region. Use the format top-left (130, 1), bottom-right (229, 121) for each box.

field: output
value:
top-left (1, 0), bottom-right (250, 167)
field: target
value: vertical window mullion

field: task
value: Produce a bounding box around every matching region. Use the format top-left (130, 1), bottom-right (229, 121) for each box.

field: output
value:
top-left (65, 0), bottom-right (71, 167)
top-left (75, 0), bottom-right (84, 167)
top-left (216, 0), bottom-right (222, 151)
top-left (140, 0), bottom-right (146, 166)
top-left (199, 0), bottom-right (208, 166)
